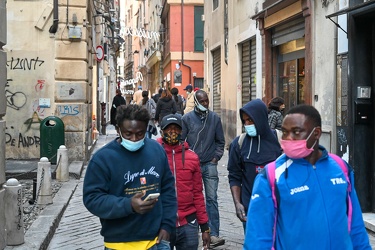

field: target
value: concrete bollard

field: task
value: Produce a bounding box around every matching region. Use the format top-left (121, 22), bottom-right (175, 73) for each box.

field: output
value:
top-left (4, 178), bottom-right (25, 246)
top-left (37, 157), bottom-right (53, 205)
top-left (56, 145), bottom-right (69, 182)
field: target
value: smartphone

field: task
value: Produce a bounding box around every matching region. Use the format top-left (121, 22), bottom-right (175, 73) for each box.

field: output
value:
top-left (144, 193), bottom-right (160, 201)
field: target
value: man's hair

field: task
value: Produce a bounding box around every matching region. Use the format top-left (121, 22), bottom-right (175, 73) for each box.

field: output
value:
top-left (142, 90), bottom-right (148, 98)
top-left (286, 104), bottom-right (321, 127)
top-left (116, 104), bottom-right (150, 126)
top-left (171, 87), bottom-right (179, 95)
top-left (195, 89), bottom-right (207, 97)
top-left (158, 88), bottom-right (163, 94)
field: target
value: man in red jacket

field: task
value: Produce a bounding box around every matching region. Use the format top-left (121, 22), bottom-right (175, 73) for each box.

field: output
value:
top-left (157, 114), bottom-right (211, 250)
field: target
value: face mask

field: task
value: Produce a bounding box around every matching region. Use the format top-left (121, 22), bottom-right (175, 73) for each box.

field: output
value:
top-left (196, 103), bottom-right (207, 112)
top-left (163, 131), bottom-right (181, 145)
top-left (280, 127), bottom-right (317, 159)
top-left (244, 124), bottom-right (257, 137)
top-left (120, 134), bottom-right (145, 152)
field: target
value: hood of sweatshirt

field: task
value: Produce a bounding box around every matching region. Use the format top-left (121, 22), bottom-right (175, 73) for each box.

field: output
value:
top-left (239, 99), bottom-right (281, 161)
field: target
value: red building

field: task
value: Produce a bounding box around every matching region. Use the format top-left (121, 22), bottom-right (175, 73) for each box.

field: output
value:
top-left (160, 1), bottom-right (204, 99)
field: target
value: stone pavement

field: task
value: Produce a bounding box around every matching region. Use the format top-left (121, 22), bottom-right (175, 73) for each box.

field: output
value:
top-left (4, 123), bottom-right (375, 249)
top-left (46, 124), bottom-right (245, 250)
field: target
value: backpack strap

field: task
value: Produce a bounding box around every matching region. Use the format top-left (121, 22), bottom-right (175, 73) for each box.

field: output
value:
top-left (238, 133), bottom-right (246, 150)
top-left (266, 161), bottom-right (277, 250)
top-left (328, 153), bottom-right (352, 233)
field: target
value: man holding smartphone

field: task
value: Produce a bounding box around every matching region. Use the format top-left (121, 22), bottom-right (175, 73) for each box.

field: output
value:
top-left (83, 105), bottom-right (177, 250)
top-left (157, 114), bottom-right (211, 250)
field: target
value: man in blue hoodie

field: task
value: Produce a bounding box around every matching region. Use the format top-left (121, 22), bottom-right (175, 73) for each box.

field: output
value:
top-left (83, 105), bottom-right (177, 250)
top-left (227, 99), bottom-right (281, 231)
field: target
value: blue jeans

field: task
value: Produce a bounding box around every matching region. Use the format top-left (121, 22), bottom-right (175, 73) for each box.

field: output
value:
top-left (201, 161), bottom-right (220, 237)
top-left (170, 220), bottom-right (199, 250)
top-left (104, 240), bottom-right (170, 250)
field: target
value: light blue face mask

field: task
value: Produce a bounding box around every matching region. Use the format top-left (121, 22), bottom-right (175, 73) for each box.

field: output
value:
top-left (196, 103), bottom-right (207, 112)
top-left (120, 134), bottom-right (145, 152)
top-left (244, 124), bottom-right (257, 137)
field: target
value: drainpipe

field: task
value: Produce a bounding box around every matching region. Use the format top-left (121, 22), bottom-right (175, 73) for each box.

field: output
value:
top-left (181, 0), bottom-right (192, 86)
top-left (49, 0), bottom-right (59, 33)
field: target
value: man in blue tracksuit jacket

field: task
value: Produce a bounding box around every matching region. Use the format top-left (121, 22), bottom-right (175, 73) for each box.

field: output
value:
top-left (227, 99), bottom-right (281, 230)
top-left (244, 104), bottom-right (371, 250)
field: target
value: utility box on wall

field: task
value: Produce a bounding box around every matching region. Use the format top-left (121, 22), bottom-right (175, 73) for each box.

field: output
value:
top-left (354, 100), bottom-right (371, 124)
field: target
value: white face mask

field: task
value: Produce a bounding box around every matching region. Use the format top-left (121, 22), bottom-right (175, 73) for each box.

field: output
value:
top-left (197, 103), bottom-right (207, 112)
top-left (119, 129), bottom-right (145, 152)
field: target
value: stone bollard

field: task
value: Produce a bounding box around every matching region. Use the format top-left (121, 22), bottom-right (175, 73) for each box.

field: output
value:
top-left (37, 157), bottom-right (53, 205)
top-left (4, 178), bottom-right (25, 246)
top-left (56, 145), bottom-right (69, 182)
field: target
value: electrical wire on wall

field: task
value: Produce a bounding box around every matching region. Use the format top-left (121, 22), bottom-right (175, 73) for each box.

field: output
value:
top-left (60, 0), bottom-right (72, 45)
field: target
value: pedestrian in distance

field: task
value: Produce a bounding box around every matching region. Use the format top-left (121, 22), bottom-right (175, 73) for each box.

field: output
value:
top-left (183, 84), bottom-right (195, 114)
top-left (227, 99), bottom-right (281, 232)
top-left (153, 87), bottom-right (163, 104)
top-left (141, 90), bottom-right (157, 138)
top-left (171, 87), bottom-right (184, 116)
top-left (181, 89), bottom-right (226, 248)
top-left (133, 85), bottom-right (143, 105)
top-left (157, 114), bottom-right (211, 250)
top-left (155, 88), bottom-right (177, 125)
top-left (83, 104), bottom-right (177, 250)
top-left (267, 96), bottom-right (285, 130)
top-left (244, 104), bottom-right (371, 250)
top-left (110, 89), bottom-right (126, 126)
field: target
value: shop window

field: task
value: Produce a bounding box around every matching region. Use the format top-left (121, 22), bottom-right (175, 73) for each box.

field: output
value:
top-left (278, 58), bottom-right (305, 111)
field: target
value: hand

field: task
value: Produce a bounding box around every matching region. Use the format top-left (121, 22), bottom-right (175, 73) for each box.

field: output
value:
top-left (131, 191), bottom-right (158, 214)
top-left (211, 158), bottom-right (218, 164)
top-left (235, 202), bottom-right (247, 222)
top-left (201, 232), bottom-right (211, 249)
top-left (157, 229), bottom-right (170, 243)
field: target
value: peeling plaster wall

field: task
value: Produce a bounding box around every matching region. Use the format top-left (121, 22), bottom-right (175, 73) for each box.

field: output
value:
top-left (4, 2), bottom-right (55, 159)
top-left (4, 0), bottom-right (91, 161)
top-left (312, 1), bottom-right (337, 152)
top-left (204, 0), bottom-right (258, 146)
top-left (0, 0), bottom-right (7, 246)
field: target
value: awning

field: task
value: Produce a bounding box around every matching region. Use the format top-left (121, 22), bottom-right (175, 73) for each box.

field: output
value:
top-left (326, 0), bottom-right (375, 18)
top-left (251, 0), bottom-right (299, 20)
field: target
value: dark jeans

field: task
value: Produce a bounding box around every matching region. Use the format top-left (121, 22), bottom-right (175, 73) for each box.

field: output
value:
top-left (201, 161), bottom-right (220, 236)
top-left (170, 220), bottom-right (199, 250)
top-left (104, 240), bottom-right (170, 250)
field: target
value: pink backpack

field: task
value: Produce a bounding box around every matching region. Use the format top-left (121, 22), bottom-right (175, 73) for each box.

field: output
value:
top-left (266, 153), bottom-right (353, 249)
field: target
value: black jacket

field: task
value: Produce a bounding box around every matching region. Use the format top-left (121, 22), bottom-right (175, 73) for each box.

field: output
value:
top-left (155, 97), bottom-right (177, 122)
top-left (110, 95), bottom-right (126, 125)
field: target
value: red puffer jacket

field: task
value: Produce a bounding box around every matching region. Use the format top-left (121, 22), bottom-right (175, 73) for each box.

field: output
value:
top-left (157, 138), bottom-right (209, 229)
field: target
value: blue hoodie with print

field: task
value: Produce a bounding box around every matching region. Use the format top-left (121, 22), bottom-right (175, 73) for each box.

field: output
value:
top-left (227, 99), bottom-right (281, 212)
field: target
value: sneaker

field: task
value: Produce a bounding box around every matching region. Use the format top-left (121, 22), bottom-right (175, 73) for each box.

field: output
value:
top-left (210, 236), bottom-right (225, 248)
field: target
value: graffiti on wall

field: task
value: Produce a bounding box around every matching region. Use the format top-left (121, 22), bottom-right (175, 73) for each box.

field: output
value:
top-left (5, 131), bottom-right (40, 148)
top-left (6, 79), bottom-right (27, 110)
top-left (6, 56), bottom-right (45, 71)
top-left (58, 105), bottom-right (80, 116)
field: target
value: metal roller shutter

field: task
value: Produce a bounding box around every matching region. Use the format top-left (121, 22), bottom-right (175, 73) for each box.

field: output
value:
top-left (212, 48), bottom-right (221, 117)
top-left (241, 38), bottom-right (256, 107)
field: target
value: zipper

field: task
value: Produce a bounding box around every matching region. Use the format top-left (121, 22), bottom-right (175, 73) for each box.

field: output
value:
top-left (172, 149), bottom-right (180, 226)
